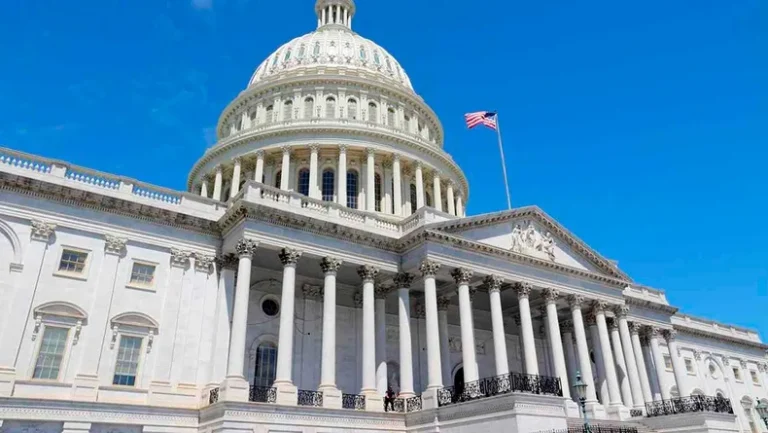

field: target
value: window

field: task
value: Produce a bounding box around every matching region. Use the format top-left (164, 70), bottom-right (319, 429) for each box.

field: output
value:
top-left (129, 262), bottom-right (156, 287)
top-left (298, 44), bottom-right (306, 59)
top-left (33, 327), bottom-right (69, 380)
top-left (284, 48), bottom-right (292, 62)
top-left (347, 98), bottom-right (358, 119)
top-left (751, 370), bottom-right (760, 384)
top-left (387, 108), bottom-right (395, 126)
top-left (346, 170), bottom-right (359, 208)
top-left (274, 171), bottom-right (282, 188)
top-left (235, 117), bottom-right (242, 131)
top-left (325, 97), bottom-right (336, 119)
top-left (410, 184), bottom-right (417, 214)
top-left (58, 249), bottom-right (88, 274)
top-left (304, 97), bottom-right (314, 119)
top-left (265, 105), bottom-right (274, 123)
top-left (113, 335), bottom-right (142, 386)
top-left (733, 367), bottom-right (742, 381)
top-left (253, 342), bottom-right (277, 387)
top-left (373, 50), bottom-right (381, 66)
top-left (685, 358), bottom-right (694, 373)
top-left (368, 102), bottom-right (378, 122)
top-left (374, 173), bottom-right (382, 212)
top-left (403, 114), bottom-right (411, 131)
top-left (322, 170), bottom-right (334, 202)
top-left (298, 169), bottom-right (310, 196)
top-left (313, 42), bottom-right (321, 57)
top-left (664, 355), bottom-right (673, 371)
top-left (249, 110), bottom-right (257, 123)
top-left (262, 299), bottom-right (279, 316)
top-left (359, 45), bottom-right (366, 61)
top-left (283, 99), bottom-right (293, 120)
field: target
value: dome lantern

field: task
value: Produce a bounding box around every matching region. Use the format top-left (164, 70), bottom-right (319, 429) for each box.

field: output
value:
top-left (315, 0), bottom-right (355, 30)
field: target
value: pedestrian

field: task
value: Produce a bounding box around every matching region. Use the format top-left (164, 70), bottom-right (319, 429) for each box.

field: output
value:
top-left (384, 386), bottom-right (395, 412)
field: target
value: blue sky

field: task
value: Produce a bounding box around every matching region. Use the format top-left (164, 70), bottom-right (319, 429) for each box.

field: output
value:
top-left (1, 1), bottom-right (766, 337)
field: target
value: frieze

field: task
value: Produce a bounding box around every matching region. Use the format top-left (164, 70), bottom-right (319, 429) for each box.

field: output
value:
top-left (510, 221), bottom-right (556, 261)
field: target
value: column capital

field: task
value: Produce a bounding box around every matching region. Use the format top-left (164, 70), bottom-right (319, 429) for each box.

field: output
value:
top-left (194, 254), bottom-right (215, 273)
top-left (560, 320), bottom-right (574, 334)
top-left (648, 326), bottom-right (662, 339)
top-left (366, 147), bottom-right (376, 156)
top-left (662, 329), bottom-right (677, 343)
top-left (215, 164), bottom-right (223, 173)
top-left (450, 268), bottom-right (473, 285)
top-left (233, 156), bottom-right (242, 165)
top-left (381, 158), bottom-right (393, 169)
top-left (357, 264), bottom-right (379, 282)
top-left (255, 149), bottom-right (266, 158)
top-left (215, 253), bottom-right (239, 271)
top-left (30, 219), bottom-right (56, 242)
top-left (512, 282), bottom-right (532, 299)
top-left (436, 296), bottom-right (451, 311)
top-left (309, 143), bottom-right (320, 152)
top-left (568, 294), bottom-right (585, 310)
top-left (584, 312), bottom-right (597, 327)
top-left (170, 248), bottom-right (191, 268)
top-left (279, 248), bottom-right (302, 267)
top-left (394, 272), bottom-right (415, 289)
top-left (302, 283), bottom-right (323, 300)
top-left (432, 170), bottom-right (442, 179)
top-left (414, 160), bottom-right (423, 169)
top-left (235, 239), bottom-right (259, 258)
top-left (628, 321), bottom-right (643, 335)
top-left (590, 300), bottom-right (610, 314)
top-left (338, 144), bottom-right (348, 154)
top-left (614, 305), bottom-right (630, 319)
top-left (607, 317), bottom-right (618, 331)
top-left (693, 350), bottom-right (703, 361)
top-left (320, 256), bottom-right (343, 275)
top-left (543, 288), bottom-right (559, 304)
top-left (280, 145), bottom-right (292, 155)
top-left (375, 284), bottom-right (392, 299)
top-left (392, 153), bottom-right (401, 162)
top-left (419, 259), bottom-right (441, 277)
top-left (104, 234), bottom-right (127, 256)
top-left (484, 275), bottom-right (503, 293)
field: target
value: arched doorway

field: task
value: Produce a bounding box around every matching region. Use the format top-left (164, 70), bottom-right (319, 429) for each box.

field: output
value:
top-left (454, 367), bottom-right (464, 396)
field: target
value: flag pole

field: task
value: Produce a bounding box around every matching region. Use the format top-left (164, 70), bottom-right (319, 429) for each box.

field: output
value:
top-left (494, 113), bottom-right (512, 210)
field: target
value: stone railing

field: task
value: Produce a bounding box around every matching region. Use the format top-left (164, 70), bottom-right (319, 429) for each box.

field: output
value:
top-left (645, 395), bottom-right (734, 417)
top-left (437, 371), bottom-right (563, 407)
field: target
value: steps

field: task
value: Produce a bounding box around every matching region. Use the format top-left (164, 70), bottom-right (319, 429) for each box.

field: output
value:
top-left (566, 417), bottom-right (658, 433)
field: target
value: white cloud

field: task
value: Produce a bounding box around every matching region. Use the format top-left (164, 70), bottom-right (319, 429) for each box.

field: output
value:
top-left (191, 0), bottom-right (213, 10)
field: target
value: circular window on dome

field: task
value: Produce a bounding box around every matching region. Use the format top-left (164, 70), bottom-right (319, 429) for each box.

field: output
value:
top-left (262, 299), bottom-right (279, 317)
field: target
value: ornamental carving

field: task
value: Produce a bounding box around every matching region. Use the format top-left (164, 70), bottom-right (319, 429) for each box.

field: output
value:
top-left (215, 253), bottom-right (238, 271)
top-left (30, 219), bottom-right (55, 242)
top-left (104, 234), bottom-right (127, 255)
top-left (394, 272), bottom-right (414, 289)
top-left (740, 359), bottom-right (747, 369)
top-left (648, 327), bottom-right (662, 339)
top-left (448, 336), bottom-right (462, 353)
top-left (543, 288), bottom-right (559, 304)
top-left (721, 356), bottom-right (730, 367)
top-left (235, 239), bottom-right (259, 258)
top-left (419, 259), bottom-right (440, 277)
top-left (606, 318), bottom-right (618, 331)
top-left (614, 305), bottom-right (630, 319)
top-left (302, 284), bottom-right (323, 300)
top-left (170, 248), bottom-right (191, 268)
top-left (450, 268), bottom-right (473, 285)
top-left (568, 295), bottom-right (585, 309)
top-left (510, 221), bottom-right (556, 262)
top-left (512, 282), bottom-right (532, 299)
top-left (484, 275), bottom-right (503, 293)
top-left (560, 320), bottom-right (574, 333)
top-left (357, 264), bottom-right (379, 282)
top-left (353, 291), bottom-right (363, 308)
top-left (195, 254), bottom-right (215, 273)
top-left (693, 350), bottom-right (702, 361)
top-left (320, 256), bottom-right (343, 274)
top-left (436, 296), bottom-right (451, 311)
top-left (413, 302), bottom-right (425, 318)
top-left (375, 285), bottom-right (392, 299)
top-left (584, 312), bottom-right (597, 327)
top-left (663, 329), bottom-right (677, 342)
top-left (279, 248), bottom-right (302, 266)
top-left (591, 300), bottom-right (609, 314)
top-left (628, 322), bottom-right (643, 335)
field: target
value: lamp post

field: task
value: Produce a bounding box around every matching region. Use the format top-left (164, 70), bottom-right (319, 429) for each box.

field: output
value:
top-left (755, 398), bottom-right (768, 429)
top-left (573, 371), bottom-right (591, 433)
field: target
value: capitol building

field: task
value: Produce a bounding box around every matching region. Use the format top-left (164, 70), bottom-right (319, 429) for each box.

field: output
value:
top-left (0, 1), bottom-right (766, 432)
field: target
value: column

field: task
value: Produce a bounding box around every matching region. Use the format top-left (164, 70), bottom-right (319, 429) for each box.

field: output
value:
top-left (664, 330), bottom-right (689, 397)
top-left (319, 257), bottom-right (342, 407)
top-left (569, 296), bottom-right (598, 403)
top-left (309, 144), bottom-right (320, 199)
top-left (208, 254), bottom-right (237, 385)
top-left (383, 160), bottom-right (393, 214)
top-left (213, 165), bottom-right (223, 201)
top-left (337, 145), bottom-right (347, 206)
top-left (437, 297), bottom-right (451, 387)
top-left (254, 150), bottom-right (265, 183)
top-left (358, 265), bottom-right (379, 399)
top-left (280, 146), bottom-right (291, 191)
top-left (629, 322), bottom-right (654, 403)
top-left (230, 157), bottom-right (242, 199)
top-left (392, 154), bottom-right (402, 216)
top-left (152, 249), bottom-right (190, 384)
top-left (456, 195), bottom-right (464, 217)
top-left (616, 307), bottom-right (645, 408)
top-left (642, 333), bottom-right (662, 401)
top-left (200, 178), bottom-right (209, 198)
top-left (593, 301), bottom-right (623, 406)
top-left (485, 275), bottom-right (509, 376)
top-left (415, 162), bottom-right (425, 209)
top-left (375, 284), bottom-right (389, 395)
top-left (561, 320), bottom-right (579, 400)
top-left (221, 239), bottom-right (257, 401)
top-left (395, 273), bottom-right (416, 398)
top-left (648, 328), bottom-right (671, 400)
top-left (446, 182), bottom-right (456, 216)
top-left (608, 318), bottom-right (633, 407)
top-left (433, 172), bottom-right (443, 212)
top-left (514, 282), bottom-right (538, 375)
top-left (366, 148), bottom-right (376, 211)
top-left (543, 289), bottom-right (570, 398)
top-left (274, 248), bottom-right (302, 403)
top-left (587, 312), bottom-right (609, 404)
top-left (421, 260), bottom-right (444, 409)
top-left (452, 268), bottom-right (478, 387)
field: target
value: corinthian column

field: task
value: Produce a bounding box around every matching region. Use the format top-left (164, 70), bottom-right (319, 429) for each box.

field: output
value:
top-left (648, 327), bottom-right (671, 400)
top-left (485, 275), bottom-right (509, 376)
top-left (593, 301), bottom-right (623, 407)
top-left (544, 288), bottom-right (570, 398)
top-left (230, 157), bottom-right (242, 199)
top-left (337, 145), bottom-right (347, 206)
top-left (254, 150), bottom-right (265, 183)
top-left (319, 257), bottom-right (342, 408)
top-left (608, 318), bottom-right (633, 407)
top-left (437, 296), bottom-right (451, 386)
top-left (309, 144), bottom-right (320, 199)
top-left (280, 146), bottom-right (291, 191)
top-left (664, 330), bottom-right (689, 397)
top-left (415, 162), bottom-right (425, 209)
top-left (274, 248), bottom-right (302, 404)
top-left (568, 296), bottom-right (598, 403)
top-left (629, 322), bottom-right (654, 404)
top-left (375, 284), bottom-right (390, 395)
top-left (433, 172), bottom-right (443, 212)
top-left (366, 148), bottom-right (376, 211)
top-left (392, 154), bottom-right (402, 215)
top-left (420, 260), bottom-right (443, 409)
top-left (446, 182), bottom-right (456, 216)
top-left (452, 268), bottom-right (478, 385)
top-left (514, 282), bottom-right (538, 375)
top-left (358, 265), bottom-right (380, 404)
top-left (395, 273), bottom-right (415, 397)
top-left (213, 165), bottom-right (223, 201)
top-left (616, 307), bottom-right (645, 409)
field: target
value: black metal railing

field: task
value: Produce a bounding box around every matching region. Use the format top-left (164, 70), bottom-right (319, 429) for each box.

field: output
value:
top-left (249, 385), bottom-right (277, 403)
top-left (629, 409), bottom-right (643, 417)
top-left (645, 395), bottom-right (734, 417)
top-left (438, 371), bottom-right (563, 407)
top-left (297, 389), bottom-right (323, 407)
top-left (544, 426), bottom-right (639, 433)
top-left (208, 387), bottom-right (219, 404)
top-left (342, 393), bottom-right (366, 410)
top-left (406, 395), bottom-right (423, 412)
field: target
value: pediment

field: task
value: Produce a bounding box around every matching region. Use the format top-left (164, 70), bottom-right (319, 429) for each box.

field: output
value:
top-left (429, 206), bottom-right (630, 280)
top-left (34, 301), bottom-right (88, 321)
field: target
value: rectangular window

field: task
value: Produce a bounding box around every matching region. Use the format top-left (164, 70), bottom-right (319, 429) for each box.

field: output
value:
top-left (751, 370), bottom-right (760, 384)
top-left (129, 262), bottom-right (156, 287)
top-left (113, 336), bottom-right (142, 386)
top-left (33, 327), bottom-right (69, 380)
top-left (685, 358), bottom-right (694, 373)
top-left (733, 367), bottom-right (741, 381)
top-left (58, 249), bottom-right (88, 274)
top-left (664, 355), bottom-right (673, 370)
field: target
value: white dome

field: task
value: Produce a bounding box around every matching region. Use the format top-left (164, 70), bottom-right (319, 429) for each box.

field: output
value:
top-left (247, 26), bottom-right (414, 91)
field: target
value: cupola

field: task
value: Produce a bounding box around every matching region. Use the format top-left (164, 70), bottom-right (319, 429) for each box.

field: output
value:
top-left (315, 0), bottom-right (355, 29)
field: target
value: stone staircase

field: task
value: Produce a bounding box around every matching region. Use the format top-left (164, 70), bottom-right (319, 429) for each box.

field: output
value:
top-left (566, 417), bottom-right (659, 433)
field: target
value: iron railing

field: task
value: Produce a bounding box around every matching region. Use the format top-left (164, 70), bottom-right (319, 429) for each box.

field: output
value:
top-left (342, 393), bottom-right (366, 410)
top-left (438, 371), bottom-right (563, 407)
top-left (406, 395), bottom-right (423, 412)
top-left (208, 387), bottom-right (219, 404)
top-left (544, 426), bottom-right (639, 433)
top-left (629, 409), bottom-right (643, 417)
top-left (297, 389), bottom-right (323, 407)
top-left (249, 385), bottom-right (277, 403)
top-left (392, 398), bottom-right (405, 413)
top-left (645, 395), bottom-right (733, 417)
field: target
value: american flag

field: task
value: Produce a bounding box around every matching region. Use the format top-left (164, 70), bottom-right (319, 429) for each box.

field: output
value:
top-left (464, 111), bottom-right (498, 130)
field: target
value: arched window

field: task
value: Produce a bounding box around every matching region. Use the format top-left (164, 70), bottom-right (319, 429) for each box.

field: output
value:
top-left (322, 170), bottom-right (335, 202)
top-left (368, 102), bottom-right (378, 122)
top-left (274, 171), bottom-right (282, 188)
top-left (347, 170), bottom-right (359, 208)
top-left (253, 342), bottom-right (277, 387)
top-left (325, 97), bottom-right (336, 119)
top-left (283, 100), bottom-right (293, 120)
top-left (347, 98), bottom-right (358, 119)
top-left (298, 168), bottom-right (310, 196)
top-left (410, 184), bottom-right (417, 214)
top-left (265, 105), bottom-right (274, 123)
top-left (304, 97), bottom-right (314, 119)
top-left (387, 108), bottom-right (395, 126)
top-left (374, 173), bottom-right (382, 212)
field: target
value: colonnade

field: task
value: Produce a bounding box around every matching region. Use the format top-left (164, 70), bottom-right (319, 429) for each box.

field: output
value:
top-left (221, 240), bottom-right (687, 412)
top-left (198, 146), bottom-right (466, 218)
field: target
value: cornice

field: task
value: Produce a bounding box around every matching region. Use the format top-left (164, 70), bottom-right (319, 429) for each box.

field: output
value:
top-left (625, 296), bottom-right (678, 315)
top-left (673, 323), bottom-right (768, 351)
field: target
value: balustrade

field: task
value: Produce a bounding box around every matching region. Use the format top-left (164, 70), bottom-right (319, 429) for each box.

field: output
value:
top-left (208, 387), bottom-right (220, 405)
top-left (438, 371), bottom-right (563, 407)
top-left (297, 389), bottom-right (323, 407)
top-left (645, 395), bottom-right (733, 417)
top-left (341, 393), bottom-right (366, 410)
top-left (249, 386), bottom-right (277, 403)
